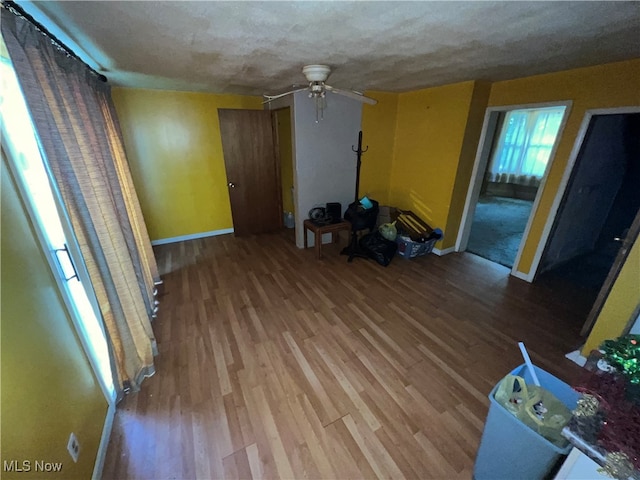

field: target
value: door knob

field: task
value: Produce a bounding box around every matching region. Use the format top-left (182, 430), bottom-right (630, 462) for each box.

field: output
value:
top-left (614, 237), bottom-right (623, 243)
top-left (228, 182), bottom-right (236, 188)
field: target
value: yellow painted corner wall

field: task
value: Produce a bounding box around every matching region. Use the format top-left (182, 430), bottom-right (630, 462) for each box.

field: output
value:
top-left (444, 81), bottom-right (491, 249)
top-left (582, 236), bottom-right (640, 355)
top-left (360, 91), bottom-right (399, 205)
top-left (112, 87), bottom-right (262, 241)
top-left (488, 59), bottom-right (640, 275)
top-left (1, 159), bottom-right (107, 479)
top-left (276, 108), bottom-right (294, 213)
top-left (389, 81), bottom-right (476, 233)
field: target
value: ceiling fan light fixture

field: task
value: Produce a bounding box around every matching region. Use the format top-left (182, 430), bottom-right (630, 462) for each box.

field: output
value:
top-left (302, 64), bottom-right (331, 82)
top-left (309, 82), bottom-right (324, 96)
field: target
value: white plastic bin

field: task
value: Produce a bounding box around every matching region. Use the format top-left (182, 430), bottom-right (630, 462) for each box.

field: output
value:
top-left (473, 364), bottom-right (579, 480)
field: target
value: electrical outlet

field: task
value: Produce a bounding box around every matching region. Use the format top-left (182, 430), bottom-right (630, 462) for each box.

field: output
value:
top-left (67, 432), bottom-right (80, 463)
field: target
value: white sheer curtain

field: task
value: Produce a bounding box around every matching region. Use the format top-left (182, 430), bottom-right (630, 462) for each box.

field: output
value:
top-left (487, 106), bottom-right (565, 186)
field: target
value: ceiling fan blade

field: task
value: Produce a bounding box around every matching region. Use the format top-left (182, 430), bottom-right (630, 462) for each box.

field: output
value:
top-left (262, 87), bottom-right (308, 104)
top-left (325, 85), bottom-right (377, 105)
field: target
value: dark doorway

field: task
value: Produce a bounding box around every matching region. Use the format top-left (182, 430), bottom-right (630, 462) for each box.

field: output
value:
top-left (274, 107), bottom-right (296, 242)
top-left (537, 113), bottom-right (640, 330)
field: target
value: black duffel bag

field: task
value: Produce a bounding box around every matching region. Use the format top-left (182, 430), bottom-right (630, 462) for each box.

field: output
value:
top-left (359, 231), bottom-right (398, 267)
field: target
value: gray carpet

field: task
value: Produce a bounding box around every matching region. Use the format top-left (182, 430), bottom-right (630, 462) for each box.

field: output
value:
top-left (467, 196), bottom-right (534, 268)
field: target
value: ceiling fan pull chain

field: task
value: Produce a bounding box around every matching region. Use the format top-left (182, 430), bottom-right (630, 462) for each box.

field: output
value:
top-left (315, 96), bottom-right (321, 123)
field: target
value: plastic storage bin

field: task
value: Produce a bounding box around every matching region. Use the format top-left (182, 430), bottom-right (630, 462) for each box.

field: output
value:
top-left (395, 235), bottom-right (437, 258)
top-left (473, 364), bottom-right (579, 480)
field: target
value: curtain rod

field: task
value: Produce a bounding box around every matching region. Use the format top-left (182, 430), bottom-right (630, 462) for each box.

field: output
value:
top-left (1, 0), bottom-right (107, 82)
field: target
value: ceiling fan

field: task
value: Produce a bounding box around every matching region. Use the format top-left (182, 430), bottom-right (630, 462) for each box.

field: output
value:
top-left (263, 65), bottom-right (377, 121)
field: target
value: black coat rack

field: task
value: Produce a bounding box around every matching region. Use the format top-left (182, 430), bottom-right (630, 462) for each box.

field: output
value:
top-left (352, 130), bottom-right (368, 203)
top-left (341, 131), bottom-right (379, 262)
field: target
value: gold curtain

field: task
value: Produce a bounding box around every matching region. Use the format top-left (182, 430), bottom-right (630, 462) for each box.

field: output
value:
top-left (99, 92), bottom-right (161, 299)
top-left (2, 8), bottom-right (159, 398)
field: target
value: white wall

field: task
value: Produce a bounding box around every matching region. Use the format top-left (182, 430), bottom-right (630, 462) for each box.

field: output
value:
top-left (292, 91), bottom-right (363, 247)
top-left (268, 90), bottom-right (364, 248)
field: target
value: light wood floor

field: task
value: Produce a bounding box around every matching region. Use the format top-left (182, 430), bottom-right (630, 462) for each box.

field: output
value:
top-left (103, 230), bottom-right (585, 479)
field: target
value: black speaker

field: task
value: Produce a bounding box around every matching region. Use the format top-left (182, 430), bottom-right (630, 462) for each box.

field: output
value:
top-left (325, 202), bottom-right (342, 223)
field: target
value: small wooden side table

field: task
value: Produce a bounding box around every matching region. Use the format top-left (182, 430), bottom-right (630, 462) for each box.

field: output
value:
top-left (303, 219), bottom-right (352, 259)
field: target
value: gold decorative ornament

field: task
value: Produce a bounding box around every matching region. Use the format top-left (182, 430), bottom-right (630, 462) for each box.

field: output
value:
top-left (597, 451), bottom-right (635, 480)
top-left (573, 394), bottom-right (600, 417)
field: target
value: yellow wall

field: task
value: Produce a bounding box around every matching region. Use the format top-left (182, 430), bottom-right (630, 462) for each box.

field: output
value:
top-left (360, 91), bottom-right (399, 205)
top-left (583, 236), bottom-right (640, 355)
top-left (388, 81), bottom-right (476, 244)
top-left (444, 81), bottom-right (491, 248)
top-left (363, 61), bottom-right (640, 254)
top-left (1, 158), bottom-right (108, 479)
top-left (112, 87), bottom-right (262, 241)
top-left (276, 108), bottom-right (294, 213)
top-left (487, 59), bottom-right (640, 275)
top-left (112, 64), bottom-right (639, 352)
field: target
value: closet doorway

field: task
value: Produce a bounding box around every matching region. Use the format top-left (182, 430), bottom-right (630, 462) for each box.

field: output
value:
top-left (274, 107), bottom-right (296, 241)
top-left (457, 102), bottom-right (570, 270)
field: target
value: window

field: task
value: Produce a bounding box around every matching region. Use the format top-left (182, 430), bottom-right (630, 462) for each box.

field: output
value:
top-left (0, 49), bottom-right (114, 400)
top-left (488, 106), bottom-right (566, 186)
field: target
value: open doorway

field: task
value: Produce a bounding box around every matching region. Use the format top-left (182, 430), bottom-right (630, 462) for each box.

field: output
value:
top-left (274, 107), bottom-right (296, 242)
top-left (458, 103), bottom-right (569, 269)
top-left (536, 111), bottom-right (640, 335)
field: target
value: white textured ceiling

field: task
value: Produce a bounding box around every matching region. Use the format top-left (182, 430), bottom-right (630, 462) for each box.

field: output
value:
top-left (20, 1), bottom-right (640, 95)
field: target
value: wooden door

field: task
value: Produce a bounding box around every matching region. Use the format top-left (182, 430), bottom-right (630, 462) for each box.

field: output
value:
top-left (218, 109), bottom-right (282, 236)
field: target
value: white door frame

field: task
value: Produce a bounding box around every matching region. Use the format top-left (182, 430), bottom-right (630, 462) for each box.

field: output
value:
top-left (455, 101), bottom-right (572, 281)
